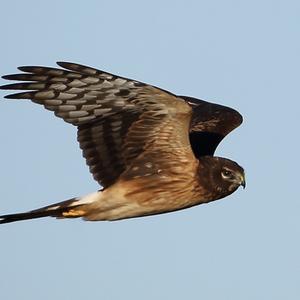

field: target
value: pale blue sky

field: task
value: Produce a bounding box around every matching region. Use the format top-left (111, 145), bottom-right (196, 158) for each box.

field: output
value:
top-left (0, 1), bottom-right (299, 299)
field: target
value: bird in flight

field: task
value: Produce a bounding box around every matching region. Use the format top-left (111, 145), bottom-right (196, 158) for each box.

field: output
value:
top-left (0, 62), bottom-right (245, 224)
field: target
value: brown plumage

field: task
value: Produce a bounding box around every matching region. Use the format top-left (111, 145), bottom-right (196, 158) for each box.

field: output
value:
top-left (0, 62), bottom-right (245, 224)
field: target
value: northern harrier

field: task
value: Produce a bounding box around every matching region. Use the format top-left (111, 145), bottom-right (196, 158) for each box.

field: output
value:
top-left (0, 62), bottom-right (245, 224)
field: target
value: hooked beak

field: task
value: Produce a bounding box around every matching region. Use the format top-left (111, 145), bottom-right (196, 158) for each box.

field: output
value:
top-left (240, 173), bottom-right (246, 189)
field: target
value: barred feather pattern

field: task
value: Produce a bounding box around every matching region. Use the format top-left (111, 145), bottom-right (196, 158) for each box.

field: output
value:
top-left (1, 62), bottom-right (144, 125)
top-left (1, 62), bottom-right (193, 188)
top-left (77, 112), bottom-right (140, 187)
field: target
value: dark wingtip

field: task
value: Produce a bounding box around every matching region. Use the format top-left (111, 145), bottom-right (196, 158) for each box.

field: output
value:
top-left (230, 107), bottom-right (243, 127)
top-left (56, 61), bottom-right (77, 69)
top-left (18, 66), bottom-right (33, 72)
top-left (56, 61), bottom-right (99, 75)
top-left (2, 74), bottom-right (14, 80)
top-left (238, 112), bottom-right (243, 125)
top-left (56, 61), bottom-right (69, 66)
top-left (0, 83), bottom-right (21, 90)
top-left (3, 94), bottom-right (17, 99)
top-left (2, 92), bottom-right (31, 99)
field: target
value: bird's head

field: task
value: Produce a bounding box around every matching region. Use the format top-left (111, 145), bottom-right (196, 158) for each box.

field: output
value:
top-left (198, 156), bottom-right (245, 200)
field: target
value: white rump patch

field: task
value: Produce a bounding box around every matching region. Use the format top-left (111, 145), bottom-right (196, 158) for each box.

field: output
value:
top-left (74, 191), bottom-right (102, 206)
top-left (45, 191), bottom-right (101, 211)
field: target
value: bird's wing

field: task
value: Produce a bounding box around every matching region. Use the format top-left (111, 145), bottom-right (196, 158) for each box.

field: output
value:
top-left (180, 96), bottom-right (243, 158)
top-left (78, 85), bottom-right (195, 188)
top-left (1, 62), bottom-right (143, 125)
top-left (1, 62), bottom-right (196, 188)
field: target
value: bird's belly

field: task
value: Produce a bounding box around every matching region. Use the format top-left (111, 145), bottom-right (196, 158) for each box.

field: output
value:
top-left (84, 176), bottom-right (206, 221)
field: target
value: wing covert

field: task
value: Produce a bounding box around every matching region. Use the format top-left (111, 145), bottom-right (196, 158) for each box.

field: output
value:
top-left (1, 62), bottom-right (197, 189)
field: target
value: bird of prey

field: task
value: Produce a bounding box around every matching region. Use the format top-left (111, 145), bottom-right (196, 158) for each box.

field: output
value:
top-left (0, 62), bottom-right (245, 224)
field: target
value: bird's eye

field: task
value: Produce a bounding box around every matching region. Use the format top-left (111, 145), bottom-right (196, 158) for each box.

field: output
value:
top-left (221, 169), bottom-right (233, 179)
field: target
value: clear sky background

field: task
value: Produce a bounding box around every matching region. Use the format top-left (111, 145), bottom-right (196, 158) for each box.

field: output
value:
top-left (0, 1), bottom-right (299, 299)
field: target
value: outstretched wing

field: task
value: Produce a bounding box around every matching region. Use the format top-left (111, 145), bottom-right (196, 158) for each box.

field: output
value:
top-left (1, 62), bottom-right (195, 188)
top-left (181, 96), bottom-right (243, 158)
top-left (1, 62), bottom-right (142, 125)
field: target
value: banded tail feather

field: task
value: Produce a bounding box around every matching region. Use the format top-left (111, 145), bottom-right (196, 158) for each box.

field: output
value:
top-left (0, 192), bottom-right (100, 224)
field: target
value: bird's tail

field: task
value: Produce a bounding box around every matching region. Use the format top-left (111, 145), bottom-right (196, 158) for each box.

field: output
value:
top-left (0, 192), bottom-right (100, 224)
